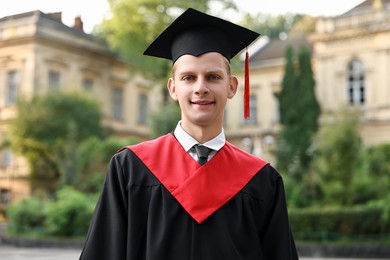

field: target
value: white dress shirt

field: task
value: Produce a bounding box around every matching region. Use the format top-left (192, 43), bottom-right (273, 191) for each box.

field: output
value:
top-left (173, 121), bottom-right (225, 162)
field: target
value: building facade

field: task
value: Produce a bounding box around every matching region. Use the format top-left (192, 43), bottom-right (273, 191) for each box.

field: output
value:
top-left (227, 0), bottom-right (390, 161)
top-left (0, 11), bottom-right (161, 212)
top-left (310, 0), bottom-right (390, 145)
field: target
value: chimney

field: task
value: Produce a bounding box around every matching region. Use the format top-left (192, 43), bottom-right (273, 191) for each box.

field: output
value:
top-left (73, 15), bottom-right (84, 32)
top-left (48, 12), bottom-right (62, 22)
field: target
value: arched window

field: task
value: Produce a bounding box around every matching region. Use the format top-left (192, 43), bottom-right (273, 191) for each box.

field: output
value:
top-left (347, 60), bottom-right (365, 105)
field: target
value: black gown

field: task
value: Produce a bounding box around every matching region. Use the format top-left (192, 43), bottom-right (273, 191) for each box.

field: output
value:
top-left (79, 134), bottom-right (299, 260)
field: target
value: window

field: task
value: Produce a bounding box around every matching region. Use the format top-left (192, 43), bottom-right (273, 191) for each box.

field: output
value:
top-left (48, 70), bottom-right (61, 91)
top-left (274, 97), bottom-right (280, 123)
top-left (244, 95), bottom-right (257, 125)
top-left (138, 93), bottom-right (148, 124)
top-left (1, 148), bottom-right (12, 168)
top-left (112, 87), bottom-right (123, 119)
top-left (6, 70), bottom-right (18, 105)
top-left (82, 78), bottom-right (94, 92)
top-left (0, 189), bottom-right (10, 205)
top-left (347, 60), bottom-right (365, 105)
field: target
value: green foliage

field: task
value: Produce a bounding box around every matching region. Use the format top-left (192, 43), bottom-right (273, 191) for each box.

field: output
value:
top-left (277, 46), bottom-right (296, 125)
top-left (351, 143), bottom-right (390, 204)
top-left (288, 15), bottom-right (316, 38)
top-left (295, 46), bottom-right (321, 167)
top-left (98, 0), bottom-right (236, 78)
top-left (239, 13), bottom-right (315, 40)
top-left (289, 204), bottom-right (390, 241)
top-left (76, 136), bottom-right (139, 192)
top-left (8, 91), bottom-right (103, 184)
top-left (367, 193), bottom-right (390, 225)
top-left (11, 92), bottom-right (102, 145)
top-left (150, 101), bottom-right (181, 138)
top-left (365, 143), bottom-right (390, 177)
top-left (45, 187), bottom-right (96, 237)
top-left (275, 45), bottom-right (320, 179)
top-left (282, 174), bottom-right (310, 208)
top-left (310, 108), bottom-right (362, 205)
top-left (285, 107), bottom-right (390, 209)
top-left (6, 197), bottom-right (46, 235)
top-left (6, 187), bottom-right (98, 237)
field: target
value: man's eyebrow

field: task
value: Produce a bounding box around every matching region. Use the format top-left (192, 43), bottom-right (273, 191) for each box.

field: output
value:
top-left (178, 68), bottom-right (225, 75)
top-left (177, 70), bottom-right (194, 76)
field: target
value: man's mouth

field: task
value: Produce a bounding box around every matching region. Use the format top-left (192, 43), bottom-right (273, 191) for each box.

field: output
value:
top-left (191, 100), bottom-right (214, 105)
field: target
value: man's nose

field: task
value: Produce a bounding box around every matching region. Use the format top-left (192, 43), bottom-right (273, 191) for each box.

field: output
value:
top-left (194, 78), bottom-right (209, 94)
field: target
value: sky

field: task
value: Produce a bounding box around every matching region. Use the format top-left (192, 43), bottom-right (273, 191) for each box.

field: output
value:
top-left (0, 0), bottom-right (365, 33)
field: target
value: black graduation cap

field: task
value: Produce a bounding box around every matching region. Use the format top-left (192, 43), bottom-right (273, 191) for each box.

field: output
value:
top-left (144, 8), bottom-right (259, 62)
top-left (143, 8), bottom-right (260, 119)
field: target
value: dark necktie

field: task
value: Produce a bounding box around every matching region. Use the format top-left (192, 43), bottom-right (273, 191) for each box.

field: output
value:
top-left (194, 144), bottom-right (212, 166)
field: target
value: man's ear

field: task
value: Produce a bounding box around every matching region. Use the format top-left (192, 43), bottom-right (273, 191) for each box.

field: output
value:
top-left (167, 78), bottom-right (178, 101)
top-left (228, 76), bottom-right (238, 99)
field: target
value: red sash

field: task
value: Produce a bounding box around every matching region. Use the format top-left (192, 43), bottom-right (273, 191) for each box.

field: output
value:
top-left (126, 134), bottom-right (268, 223)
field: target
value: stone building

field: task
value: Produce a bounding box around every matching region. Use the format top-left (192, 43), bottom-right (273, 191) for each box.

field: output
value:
top-left (310, 0), bottom-right (390, 145)
top-left (227, 0), bottom-right (390, 160)
top-left (0, 10), bottom-right (161, 213)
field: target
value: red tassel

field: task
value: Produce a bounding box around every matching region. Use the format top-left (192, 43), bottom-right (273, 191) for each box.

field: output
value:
top-left (244, 48), bottom-right (250, 119)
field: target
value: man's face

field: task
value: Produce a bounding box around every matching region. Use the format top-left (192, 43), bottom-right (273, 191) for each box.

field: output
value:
top-left (167, 52), bottom-right (238, 130)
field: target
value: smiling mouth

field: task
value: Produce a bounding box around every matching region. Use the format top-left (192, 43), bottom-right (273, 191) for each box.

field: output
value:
top-left (191, 101), bottom-right (214, 105)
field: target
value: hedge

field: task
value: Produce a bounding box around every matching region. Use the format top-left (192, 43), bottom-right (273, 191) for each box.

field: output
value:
top-left (5, 187), bottom-right (97, 238)
top-left (289, 204), bottom-right (390, 241)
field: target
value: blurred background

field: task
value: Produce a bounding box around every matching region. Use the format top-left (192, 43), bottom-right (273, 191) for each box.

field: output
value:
top-left (0, 0), bottom-right (389, 258)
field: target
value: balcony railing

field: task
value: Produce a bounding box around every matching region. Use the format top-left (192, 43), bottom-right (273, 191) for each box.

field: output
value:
top-left (316, 10), bottom-right (390, 33)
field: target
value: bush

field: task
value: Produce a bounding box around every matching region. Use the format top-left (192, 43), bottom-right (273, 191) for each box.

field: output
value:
top-left (289, 204), bottom-right (390, 241)
top-left (76, 136), bottom-right (139, 192)
top-left (6, 197), bottom-right (46, 235)
top-left (45, 187), bottom-right (95, 237)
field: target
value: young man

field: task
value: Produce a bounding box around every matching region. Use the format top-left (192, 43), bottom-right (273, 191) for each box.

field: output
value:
top-left (80, 8), bottom-right (299, 260)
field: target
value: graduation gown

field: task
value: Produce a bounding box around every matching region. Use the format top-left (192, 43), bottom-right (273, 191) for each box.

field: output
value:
top-left (79, 134), bottom-right (298, 260)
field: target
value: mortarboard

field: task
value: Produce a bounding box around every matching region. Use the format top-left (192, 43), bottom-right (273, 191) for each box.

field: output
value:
top-left (143, 8), bottom-right (260, 119)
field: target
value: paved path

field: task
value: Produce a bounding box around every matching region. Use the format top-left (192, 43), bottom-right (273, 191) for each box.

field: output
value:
top-left (0, 245), bottom-right (386, 260)
top-left (0, 245), bottom-right (81, 259)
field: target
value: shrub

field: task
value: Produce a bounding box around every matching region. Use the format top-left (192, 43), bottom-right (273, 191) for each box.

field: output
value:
top-left (6, 197), bottom-right (46, 235)
top-left (45, 187), bottom-right (95, 237)
top-left (289, 204), bottom-right (390, 241)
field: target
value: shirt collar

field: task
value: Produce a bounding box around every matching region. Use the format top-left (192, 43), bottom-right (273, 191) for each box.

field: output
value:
top-left (174, 121), bottom-right (225, 152)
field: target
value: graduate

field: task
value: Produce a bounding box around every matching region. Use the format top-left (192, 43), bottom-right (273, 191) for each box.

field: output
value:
top-left (79, 8), bottom-right (299, 260)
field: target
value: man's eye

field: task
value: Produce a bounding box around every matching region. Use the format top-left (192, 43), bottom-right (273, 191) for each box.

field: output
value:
top-left (209, 75), bottom-right (221, 80)
top-left (183, 76), bottom-right (194, 81)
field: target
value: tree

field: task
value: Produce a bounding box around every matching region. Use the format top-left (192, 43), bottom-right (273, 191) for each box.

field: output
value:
top-left (274, 46), bottom-right (297, 174)
top-left (76, 136), bottom-right (139, 193)
top-left (275, 45), bottom-right (320, 181)
top-left (96, 0), bottom-right (237, 79)
top-left (288, 15), bottom-right (316, 39)
top-left (150, 100), bottom-right (181, 138)
top-left (295, 46), bottom-right (321, 168)
top-left (239, 13), bottom-right (315, 40)
top-left (8, 91), bottom-right (103, 186)
top-left (310, 108), bottom-right (362, 205)
top-left (277, 46), bottom-right (296, 126)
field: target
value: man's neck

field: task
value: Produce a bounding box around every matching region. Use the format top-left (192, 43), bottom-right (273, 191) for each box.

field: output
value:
top-left (181, 122), bottom-right (222, 144)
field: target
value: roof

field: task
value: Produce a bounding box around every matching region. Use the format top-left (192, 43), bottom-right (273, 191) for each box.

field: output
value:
top-left (0, 10), bottom-right (121, 59)
top-left (250, 37), bottom-right (311, 63)
top-left (342, 0), bottom-right (390, 16)
top-left (0, 10), bottom-right (92, 39)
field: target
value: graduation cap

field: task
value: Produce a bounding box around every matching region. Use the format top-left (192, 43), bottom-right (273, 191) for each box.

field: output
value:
top-left (143, 8), bottom-right (260, 119)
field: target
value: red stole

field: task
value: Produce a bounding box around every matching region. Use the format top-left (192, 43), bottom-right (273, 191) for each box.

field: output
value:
top-left (126, 134), bottom-right (268, 223)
